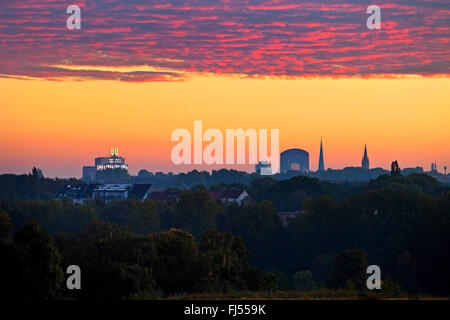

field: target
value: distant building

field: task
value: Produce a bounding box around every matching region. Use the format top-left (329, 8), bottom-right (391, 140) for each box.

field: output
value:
top-left (82, 148), bottom-right (128, 182)
top-left (56, 184), bottom-right (99, 204)
top-left (280, 149), bottom-right (309, 174)
top-left (401, 167), bottom-right (423, 176)
top-left (431, 161), bottom-right (437, 172)
top-left (255, 161), bottom-right (272, 175)
top-left (318, 138), bottom-right (325, 172)
top-left (216, 189), bottom-right (249, 204)
top-left (95, 148), bottom-right (128, 171)
top-left (56, 183), bottom-right (152, 203)
top-left (362, 144), bottom-right (370, 169)
top-left (82, 166), bottom-right (96, 183)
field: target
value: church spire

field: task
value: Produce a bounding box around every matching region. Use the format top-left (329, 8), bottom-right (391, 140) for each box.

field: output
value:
top-left (362, 144), bottom-right (370, 169)
top-left (318, 138), bottom-right (325, 172)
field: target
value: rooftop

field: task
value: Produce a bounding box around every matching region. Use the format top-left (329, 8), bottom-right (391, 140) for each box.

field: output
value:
top-left (93, 184), bottom-right (134, 192)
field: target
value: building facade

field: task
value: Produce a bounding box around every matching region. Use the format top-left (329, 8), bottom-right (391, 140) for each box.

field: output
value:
top-left (57, 183), bottom-right (152, 203)
top-left (82, 166), bottom-right (96, 183)
top-left (82, 148), bottom-right (128, 182)
top-left (255, 161), bottom-right (272, 175)
top-left (280, 149), bottom-right (310, 174)
top-left (95, 148), bottom-right (128, 171)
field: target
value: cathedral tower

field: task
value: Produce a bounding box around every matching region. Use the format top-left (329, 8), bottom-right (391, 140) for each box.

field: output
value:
top-left (318, 138), bottom-right (325, 172)
top-left (362, 144), bottom-right (370, 169)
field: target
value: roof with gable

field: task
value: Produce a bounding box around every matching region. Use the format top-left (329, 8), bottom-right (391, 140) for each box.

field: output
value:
top-left (129, 184), bottom-right (152, 199)
top-left (56, 183), bottom-right (151, 201)
top-left (218, 188), bottom-right (247, 200)
top-left (93, 184), bottom-right (134, 192)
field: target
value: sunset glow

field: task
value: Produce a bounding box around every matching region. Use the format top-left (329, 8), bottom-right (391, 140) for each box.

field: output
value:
top-left (1, 76), bottom-right (449, 177)
top-left (0, 0), bottom-right (449, 177)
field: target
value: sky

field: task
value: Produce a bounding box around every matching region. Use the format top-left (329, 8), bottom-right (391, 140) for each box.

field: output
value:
top-left (0, 0), bottom-right (449, 177)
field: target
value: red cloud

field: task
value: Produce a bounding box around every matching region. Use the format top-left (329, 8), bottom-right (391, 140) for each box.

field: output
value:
top-left (0, 0), bottom-right (448, 81)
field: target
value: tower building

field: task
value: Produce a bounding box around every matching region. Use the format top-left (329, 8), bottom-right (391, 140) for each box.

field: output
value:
top-left (318, 138), bottom-right (325, 172)
top-left (82, 148), bottom-right (128, 182)
top-left (95, 148), bottom-right (128, 171)
top-left (362, 144), bottom-right (370, 169)
top-left (431, 161), bottom-right (437, 172)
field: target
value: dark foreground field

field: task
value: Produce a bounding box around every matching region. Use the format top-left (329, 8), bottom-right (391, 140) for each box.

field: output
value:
top-left (167, 290), bottom-right (450, 300)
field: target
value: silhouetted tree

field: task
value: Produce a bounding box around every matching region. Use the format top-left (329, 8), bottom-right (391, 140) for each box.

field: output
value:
top-left (326, 249), bottom-right (368, 290)
top-left (0, 208), bottom-right (12, 243)
top-left (293, 270), bottom-right (317, 291)
top-left (13, 222), bottom-right (64, 299)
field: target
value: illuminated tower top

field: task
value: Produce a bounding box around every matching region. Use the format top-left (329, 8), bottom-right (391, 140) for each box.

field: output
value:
top-left (94, 148), bottom-right (128, 171)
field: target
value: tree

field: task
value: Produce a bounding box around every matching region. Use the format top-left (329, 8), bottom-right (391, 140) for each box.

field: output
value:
top-left (218, 201), bottom-right (283, 268)
top-left (153, 229), bottom-right (200, 294)
top-left (199, 229), bottom-right (250, 292)
top-left (395, 250), bottom-right (417, 291)
top-left (0, 208), bottom-right (15, 298)
top-left (0, 208), bottom-right (12, 243)
top-left (13, 222), bottom-right (64, 299)
top-left (242, 267), bottom-right (277, 291)
top-left (293, 270), bottom-right (317, 291)
top-left (326, 249), bottom-right (368, 290)
top-left (128, 199), bottom-right (161, 234)
top-left (175, 191), bottom-right (219, 239)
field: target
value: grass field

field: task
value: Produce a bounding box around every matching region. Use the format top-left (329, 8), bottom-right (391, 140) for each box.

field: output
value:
top-left (166, 290), bottom-right (450, 300)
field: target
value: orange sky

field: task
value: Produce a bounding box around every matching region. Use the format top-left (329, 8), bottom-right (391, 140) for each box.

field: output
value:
top-left (0, 76), bottom-right (449, 178)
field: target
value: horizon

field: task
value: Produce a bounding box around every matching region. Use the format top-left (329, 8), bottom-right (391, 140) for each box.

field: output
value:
top-left (1, 1), bottom-right (449, 178)
top-left (1, 76), bottom-right (449, 178)
top-left (1, 147), bottom-right (447, 179)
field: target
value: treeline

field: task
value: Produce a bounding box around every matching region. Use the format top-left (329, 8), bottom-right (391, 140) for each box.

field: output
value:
top-left (0, 213), bottom-right (276, 299)
top-left (101, 168), bottom-right (257, 189)
top-left (101, 166), bottom-right (450, 187)
top-left (95, 167), bottom-right (420, 188)
top-left (0, 173), bottom-right (449, 297)
top-left (281, 190), bottom-right (450, 294)
top-left (1, 168), bottom-right (447, 204)
top-left (0, 170), bottom-right (78, 201)
top-left (248, 173), bottom-right (446, 211)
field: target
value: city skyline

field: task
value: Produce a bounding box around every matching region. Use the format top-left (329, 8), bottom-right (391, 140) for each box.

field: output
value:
top-left (2, 139), bottom-right (448, 179)
top-left (1, 77), bottom-right (449, 178)
top-left (0, 1), bottom-right (449, 178)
